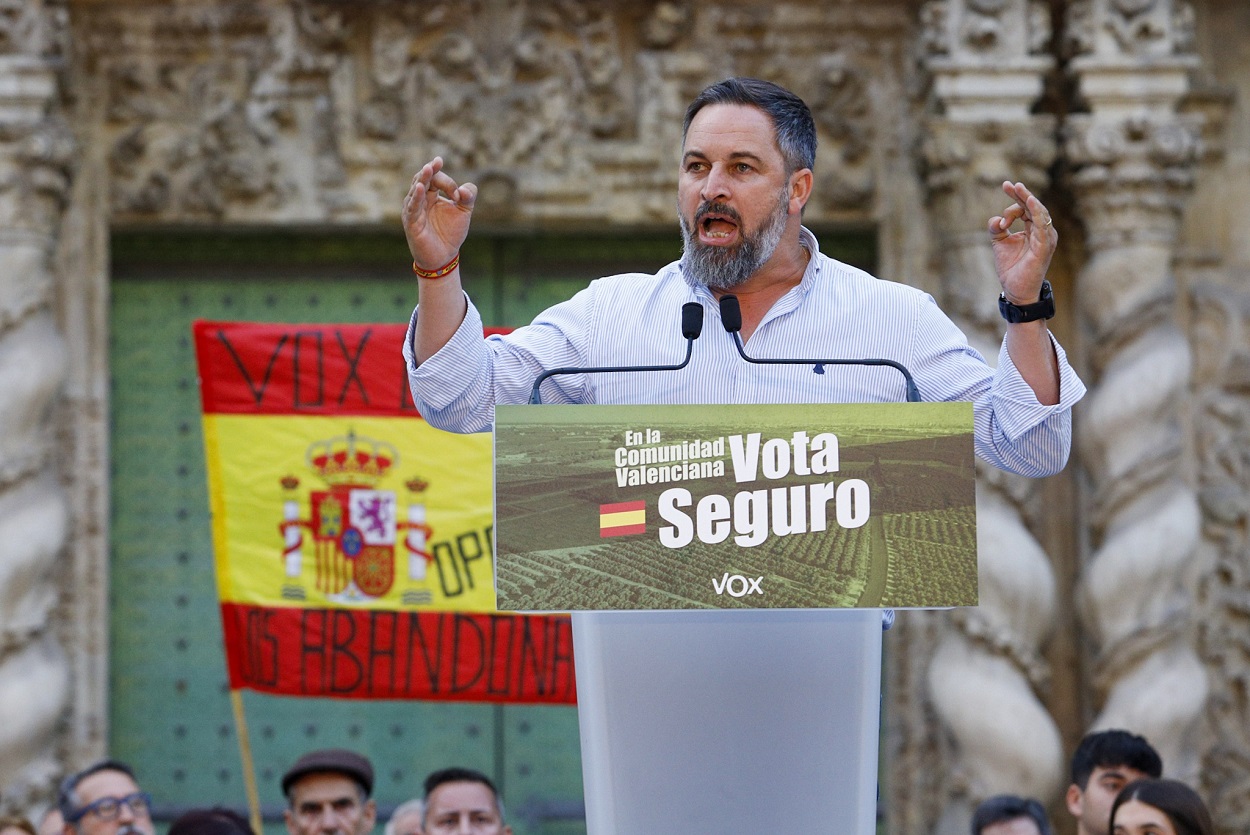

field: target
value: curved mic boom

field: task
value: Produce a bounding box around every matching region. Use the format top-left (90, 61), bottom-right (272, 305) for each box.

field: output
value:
top-left (528, 302), bottom-right (705, 405)
top-left (717, 295), bottom-right (922, 403)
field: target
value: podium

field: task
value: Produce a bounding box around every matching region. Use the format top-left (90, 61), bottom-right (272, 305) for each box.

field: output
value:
top-left (572, 609), bottom-right (882, 833)
top-left (492, 402), bottom-right (977, 833)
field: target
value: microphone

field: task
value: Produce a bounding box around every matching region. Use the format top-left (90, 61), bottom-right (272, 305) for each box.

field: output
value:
top-left (528, 302), bottom-right (705, 404)
top-left (718, 295), bottom-right (922, 403)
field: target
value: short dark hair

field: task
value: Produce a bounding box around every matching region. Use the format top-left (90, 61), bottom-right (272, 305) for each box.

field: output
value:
top-left (1070, 729), bottom-right (1163, 789)
top-left (167, 808), bottom-right (254, 835)
top-left (1111, 779), bottom-right (1214, 835)
top-left (58, 759), bottom-right (140, 823)
top-left (971, 795), bottom-right (1053, 835)
top-left (422, 767), bottom-right (504, 822)
top-left (683, 77), bottom-right (817, 175)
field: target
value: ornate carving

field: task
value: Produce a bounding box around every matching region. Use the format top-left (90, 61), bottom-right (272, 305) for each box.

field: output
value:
top-left (1189, 281), bottom-right (1250, 828)
top-left (920, 0), bottom-right (1051, 59)
top-left (1067, 0), bottom-right (1197, 59)
top-left (1065, 14), bottom-right (1207, 766)
top-left (0, 0), bottom-right (71, 811)
top-left (918, 8), bottom-right (1062, 825)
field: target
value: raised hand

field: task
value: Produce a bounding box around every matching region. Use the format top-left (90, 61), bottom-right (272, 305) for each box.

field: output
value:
top-left (402, 156), bottom-right (478, 272)
top-left (987, 181), bottom-right (1057, 306)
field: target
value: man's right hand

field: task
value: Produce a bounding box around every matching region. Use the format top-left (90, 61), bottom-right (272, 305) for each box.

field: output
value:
top-left (403, 156), bottom-right (477, 271)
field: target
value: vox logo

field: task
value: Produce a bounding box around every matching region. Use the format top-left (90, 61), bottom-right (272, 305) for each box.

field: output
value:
top-left (712, 573), bottom-right (764, 597)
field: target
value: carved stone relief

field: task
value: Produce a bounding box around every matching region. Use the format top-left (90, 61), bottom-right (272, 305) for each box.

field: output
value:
top-left (1188, 273), bottom-right (1250, 831)
top-left (0, 0), bottom-right (73, 814)
top-left (1065, 0), bottom-right (1209, 783)
top-left (916, 5), bottom-right (1064, 833)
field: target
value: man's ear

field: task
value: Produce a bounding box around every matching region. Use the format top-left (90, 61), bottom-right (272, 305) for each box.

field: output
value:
top-left (362, 799), bottom-right (378, 831)
top-left (1066, 783), bottom-right (1084, 819)
top-left (788, 168), bottom-right (814, 215)
top-left (283, 808), bottom-right (297, 835)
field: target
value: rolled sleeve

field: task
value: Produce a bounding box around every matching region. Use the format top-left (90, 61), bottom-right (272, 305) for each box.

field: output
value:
top-left (975, 334), bottom-right (1087, 476)
top-left (403, 297), bottom-right (495, 433)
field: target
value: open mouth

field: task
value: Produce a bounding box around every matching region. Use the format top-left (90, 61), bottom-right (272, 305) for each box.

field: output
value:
top-left (697, 208), bottom-right (741, 245)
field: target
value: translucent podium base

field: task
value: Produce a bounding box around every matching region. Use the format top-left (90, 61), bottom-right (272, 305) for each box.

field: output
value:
top-left (572, 608), bottom-right (882, 834)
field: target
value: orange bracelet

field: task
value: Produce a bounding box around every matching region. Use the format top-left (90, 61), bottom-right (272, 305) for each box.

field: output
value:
top-left (412, 253), bottom-right (460, 279)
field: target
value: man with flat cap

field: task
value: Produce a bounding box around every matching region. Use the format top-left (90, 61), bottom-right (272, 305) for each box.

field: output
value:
top-left (282, 749), bottom-right (377, 835)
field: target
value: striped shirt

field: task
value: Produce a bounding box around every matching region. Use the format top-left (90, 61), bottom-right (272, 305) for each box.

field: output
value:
top-left (405, 227), bottom-right (1085, 478)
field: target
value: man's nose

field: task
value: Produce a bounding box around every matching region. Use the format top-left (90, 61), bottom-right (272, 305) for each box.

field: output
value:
top-left (701, 164), bottom-right (731, 203)
top-left (316, 808), bottom-right (341, 833)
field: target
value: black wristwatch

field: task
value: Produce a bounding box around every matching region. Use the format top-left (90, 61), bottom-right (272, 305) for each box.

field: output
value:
top-left (999, 280), bottom-right (1055, 323)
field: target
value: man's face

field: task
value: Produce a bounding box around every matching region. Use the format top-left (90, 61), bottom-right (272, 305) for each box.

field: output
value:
top-left (284, 773), bottom-right (376, 835)
top-left (982, 816), bottom-right (1043, 835)
top-left (677, 103), bottom-right (804, 290)
top-left (67, 770), bottom-right (154, 835)
top-left (423, 781), bottom-right (511, 835)
top-left (1067, 765), bottom-right (1153, 835)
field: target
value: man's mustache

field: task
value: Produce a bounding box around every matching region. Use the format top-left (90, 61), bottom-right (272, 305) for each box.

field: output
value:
top-left (694, 202), bottom-right (742, 228)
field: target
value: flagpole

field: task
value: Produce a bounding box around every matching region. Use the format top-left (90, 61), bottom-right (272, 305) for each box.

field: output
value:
top-left (230, 689), bottom-right (265, 835)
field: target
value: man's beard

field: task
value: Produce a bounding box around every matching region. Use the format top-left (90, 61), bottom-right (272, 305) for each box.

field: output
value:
top-left (679, 188), bottom-right (790, 290)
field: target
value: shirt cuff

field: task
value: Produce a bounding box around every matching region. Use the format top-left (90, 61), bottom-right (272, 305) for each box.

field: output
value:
top-left (404, 295), bottom-right (487, 412)
top-left (991, 334), bottom-right (1087, 441)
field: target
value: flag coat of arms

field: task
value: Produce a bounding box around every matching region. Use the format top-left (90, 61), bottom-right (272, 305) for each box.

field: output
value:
top-left (195, 321), bottom-right (575, 704)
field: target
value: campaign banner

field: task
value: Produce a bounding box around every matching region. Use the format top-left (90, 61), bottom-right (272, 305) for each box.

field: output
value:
top-left (495, 402), bottom-right (977, 611)
top-left (195, 321), bottom-right (575, 703)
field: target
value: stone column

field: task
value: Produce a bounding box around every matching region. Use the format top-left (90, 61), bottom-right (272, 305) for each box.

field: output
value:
top-left (915, 0), bottom-right (1063, 829)
top-left (1065, 0), bottom-right (1207, 779)
top-left (0, 0), bottom-right (74, 811)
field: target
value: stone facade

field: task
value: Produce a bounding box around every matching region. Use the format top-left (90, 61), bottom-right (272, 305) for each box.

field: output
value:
top-left (1, 0), bottom-right (1247, 831)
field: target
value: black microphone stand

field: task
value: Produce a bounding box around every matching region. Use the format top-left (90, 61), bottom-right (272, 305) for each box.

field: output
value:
top-left (718, 295), bottom-right (922, 403)
top-left (528, 302), bottom-right (705, 405)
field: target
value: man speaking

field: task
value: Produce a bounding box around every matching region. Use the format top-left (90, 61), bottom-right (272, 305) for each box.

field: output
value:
top-left (401, 77), bottom-right (1083, 474)
top-left (399, 77), bottom-right (1085, 831)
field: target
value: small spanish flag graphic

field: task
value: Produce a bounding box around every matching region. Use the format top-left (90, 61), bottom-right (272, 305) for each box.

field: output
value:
top-left (599, 500), bottom-right (646, 537)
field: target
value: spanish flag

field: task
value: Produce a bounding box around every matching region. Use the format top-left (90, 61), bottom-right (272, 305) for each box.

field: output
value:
top-left (599, 500), bottom-right (646, 537)
top-left (195, 321), bottom-right (575, 704)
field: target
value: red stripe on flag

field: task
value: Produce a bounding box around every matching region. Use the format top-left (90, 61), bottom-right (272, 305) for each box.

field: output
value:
top-left (194, 321), bottom-right (512, 416)
top-left (600, 500), bottom-right (646, 514)
top-left (600, 523), bottom-right (646, 538)
top-left (220, 602), bottom-right (576, 704)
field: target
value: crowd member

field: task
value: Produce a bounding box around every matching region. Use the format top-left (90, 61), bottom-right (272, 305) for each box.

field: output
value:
top-left (1, 815), bottom-right (36, 835)
top-left (167, 809), bottom-right (253, 835)
top-left (57, 760), bottom-right (154, 835)
top-left (421, 768), bottom-right (509, 835)
top-left (383, 799), bottom-right (423, 835)
top-left (1110, 779), bottom-right (1214, 835)
top-left (1066, 730), bottom-right (1163, 835)
top-left (281, 749), bottom-right (376, 835)
top-left (401, 77), bottom-right (1084, 477)
top-left (36, 809), bottom-right (62, 835)
top-left (971, 794), bottom-right (1053, 835)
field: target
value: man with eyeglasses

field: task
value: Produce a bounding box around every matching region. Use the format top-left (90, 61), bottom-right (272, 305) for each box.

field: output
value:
top-left (282, 749), bottom-right (377, 835)
top-left (57, 760), bottom-right (153, 835)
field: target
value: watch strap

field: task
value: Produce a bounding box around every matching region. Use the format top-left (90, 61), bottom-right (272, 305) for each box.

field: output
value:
top-left (999, 280), bottom-right (1055, 324)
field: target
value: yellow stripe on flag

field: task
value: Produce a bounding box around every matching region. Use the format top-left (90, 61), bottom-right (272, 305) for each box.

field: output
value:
top-left (600, 509), bottom-right (645, 529)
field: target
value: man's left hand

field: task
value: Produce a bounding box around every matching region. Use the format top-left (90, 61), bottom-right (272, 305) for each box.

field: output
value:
top-left (988, 180), bottom-right (1057, 307)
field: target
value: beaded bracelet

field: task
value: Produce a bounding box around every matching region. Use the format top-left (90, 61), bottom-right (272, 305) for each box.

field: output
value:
top-left (412, 253), bottom-right (460, 280)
